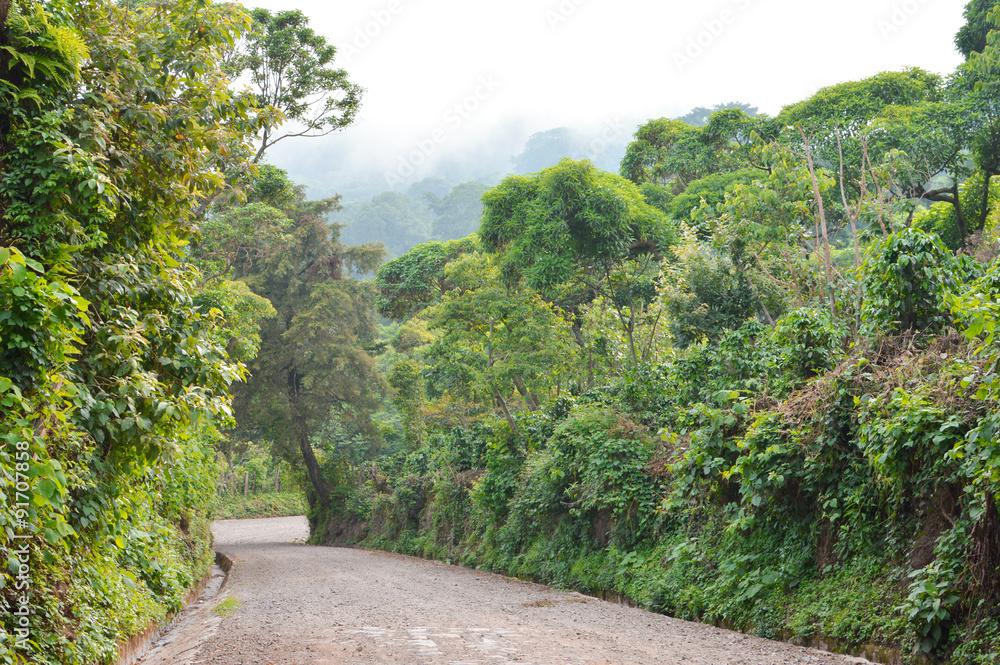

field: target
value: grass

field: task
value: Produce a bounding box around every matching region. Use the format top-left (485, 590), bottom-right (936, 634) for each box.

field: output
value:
top-left (213, 596), bottom-right (241, 617)
top-left (212, 490), bottom-right (307, 520)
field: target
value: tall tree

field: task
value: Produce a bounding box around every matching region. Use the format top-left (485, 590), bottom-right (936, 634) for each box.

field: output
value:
top-left (621, 110), bottom-right (777, 194)
top-left (375, 237), bottom-right (478, 321)
top-left (230, 188), bottom-right (386, 507)
top-left (956, 0), bottom-right (1000, 58)
top-left (866, 99), bottom-right (974, 233)
top-left (620, 118), bottom-right (710, 192)
top-left (425, 253), bottom-right (579, 433)
top-left (480, 159), bottom-right (675, 365)
top-left (677, 101), bottom-right (758, 127)
top-left (232, 8), bottom-right (362, 161)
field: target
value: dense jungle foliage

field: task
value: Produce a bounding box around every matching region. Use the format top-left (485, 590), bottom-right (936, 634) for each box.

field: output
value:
top-left (316, 6), bottom-right (1000, 665)
top-left (0, 0), bottom-right (359, 661)
top-left (3, 0), bottom-right (1000, 664)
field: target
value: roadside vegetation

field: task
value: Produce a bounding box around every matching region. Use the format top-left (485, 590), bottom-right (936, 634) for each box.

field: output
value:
top-left (311, 7), bottom-right (1000, 664)
top-left (3, 1), bottom-right (1000, 664)
top-left (213, 493), bottom-right (307, 521)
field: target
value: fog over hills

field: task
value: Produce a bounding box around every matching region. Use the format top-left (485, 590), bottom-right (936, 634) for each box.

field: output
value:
top-left (263, 113), bottom-right (646, 205)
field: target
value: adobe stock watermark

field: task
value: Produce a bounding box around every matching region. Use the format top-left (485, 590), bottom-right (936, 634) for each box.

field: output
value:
top-left (545, 0), bottom-right (591, 31)
top-left (672, 0), bottom-right (753, 74)
top-left (585, 116), bottom-right (628, 162)
top-left (877, 0), bottom-right (932, 41)
top-left (340, 0), bottom-right (408, 64)
top-left (385, 75), bottom-right (502, 187)
top-left (10, 437), bottom-right (34, 651)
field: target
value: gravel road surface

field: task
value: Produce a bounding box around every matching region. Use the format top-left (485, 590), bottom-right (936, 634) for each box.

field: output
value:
top-left (139, 516), bottom-right (876, 665)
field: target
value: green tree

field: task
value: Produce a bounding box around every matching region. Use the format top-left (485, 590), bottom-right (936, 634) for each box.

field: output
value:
top-left (480, 159), bottom-right (675, 365)
top-left (958, 8), bottom-right (1000, 235)
top-left (666, 169), bottom-right (759, 225)
top-left (861, 228), bottom-right (963, 335)
top-left (865, 99), bottom-right (973, 231)
top-left (777, 68), bottom-right (942, 136)
top-left (677, 101), bottom-right (758, 127)
top-left (233, 8), bottom-right (362, 161)
top-left (424, 181), bottom-right (489, 241)
top-left (621, 110), bottom-right (777, 194)
top-left (659, 226), bottom-right (761, 346)
top-left (778, 69), bottom-right (940, 172)
top-left (425, 253), bottom-right (579, 433)
top-left (712, 144), bottom-right (833, 316)
top-left (1, 1), bottom-right (262, 661)
top-left (387, 358), bottom-right (426, 450)
top-left (620, 118), bottom-right (711, 192)
top-left (232, 190), bottom-right (387, 506)
top-left (956, 0), bottom-right (1000, 58)
top-left (375, 237), bottom-right (478, 321)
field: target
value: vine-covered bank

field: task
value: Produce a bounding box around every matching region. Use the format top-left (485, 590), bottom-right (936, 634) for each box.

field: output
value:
top-left (323, 255), bottom-right (1000, 662)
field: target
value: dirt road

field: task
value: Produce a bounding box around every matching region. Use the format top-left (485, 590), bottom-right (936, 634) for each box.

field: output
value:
top-left (140, 516), bottom-right (875, 665)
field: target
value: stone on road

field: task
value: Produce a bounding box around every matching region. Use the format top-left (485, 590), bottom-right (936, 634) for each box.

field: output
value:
top-left (148, 516), bottom-right (875, 665)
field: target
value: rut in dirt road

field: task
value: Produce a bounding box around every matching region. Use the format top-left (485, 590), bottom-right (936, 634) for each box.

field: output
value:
top-left (139, 516), bottom-right (876, 665)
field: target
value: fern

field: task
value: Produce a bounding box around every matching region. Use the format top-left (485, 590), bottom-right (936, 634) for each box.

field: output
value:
top-left (1, 3), bottom-right (87, 95)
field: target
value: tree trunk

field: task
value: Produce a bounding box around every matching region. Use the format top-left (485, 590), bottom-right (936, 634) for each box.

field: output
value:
top-left (0, 0), bottom-right (10, 39)
top-left (570, 321), bottom-right (585, 349)
top-left (511, 375), bottom-right (540, 411)
top-left (800, 129), bottom-right (836, 316)
top-left (839, 133), bottom-right (862, 272)
top-left (954, 183), bottom-right (968, 240)
top-left (296, 419), bottom-right (330, 499)
top-left (493, 391), bottom-right (519, 437)
top-left (924, 185), bottom-right (968, 239)
top-left (243, 469), bottom-right (249, 496)
top-left (274, 466), bottom-right (281, 492)
top-left (977, 172), bottom-right (996, 232)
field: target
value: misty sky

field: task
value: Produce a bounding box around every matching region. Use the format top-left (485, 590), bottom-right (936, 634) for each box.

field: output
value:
top-left (246, 0), bottom-right (968, 194)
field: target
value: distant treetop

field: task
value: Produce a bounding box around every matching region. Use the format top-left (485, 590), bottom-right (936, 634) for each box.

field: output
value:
top-left (676, 102), bottom-right (759, 127)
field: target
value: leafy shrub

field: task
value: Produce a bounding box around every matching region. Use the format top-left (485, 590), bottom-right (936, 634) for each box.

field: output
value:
top-left (861, 228), bottom-right (963, 335)
top-left (213, 491), bottom-right (307, 520)
top-left (901, 524), bottom-right (968, 655)
top-left (771, 307), bottom-right (846, 381)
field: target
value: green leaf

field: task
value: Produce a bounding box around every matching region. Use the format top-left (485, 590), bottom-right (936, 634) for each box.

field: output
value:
top-left (37, 478), bottom-right (56, 499)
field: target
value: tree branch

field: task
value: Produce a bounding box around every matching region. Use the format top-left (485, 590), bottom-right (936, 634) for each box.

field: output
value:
top-left (921, 187), bottom-right (957, 204)
top-left (798, 127), bottom-right (836, 315)
top-left (836, 128), bottom-right (861, 272)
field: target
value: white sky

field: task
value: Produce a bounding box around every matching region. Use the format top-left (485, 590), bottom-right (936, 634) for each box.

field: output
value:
top-left (245, 0), bottom-right (969, 191)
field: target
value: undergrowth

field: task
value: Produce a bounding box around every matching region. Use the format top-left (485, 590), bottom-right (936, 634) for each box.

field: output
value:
top-left (320, 305), bottom-right (1000, 663)
top-left (212, 491), bottom-right (307, 520)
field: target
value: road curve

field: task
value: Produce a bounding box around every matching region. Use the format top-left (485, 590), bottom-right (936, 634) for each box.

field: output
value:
top-left (144, 516), bottom-right (875, 665)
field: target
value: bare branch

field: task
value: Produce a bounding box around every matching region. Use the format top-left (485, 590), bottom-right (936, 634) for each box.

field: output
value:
top-left (798, 127), bottom-right (836, 315)
top-left (836, 127), bottom-right (862, 272)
